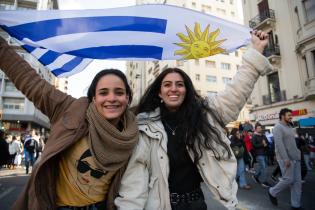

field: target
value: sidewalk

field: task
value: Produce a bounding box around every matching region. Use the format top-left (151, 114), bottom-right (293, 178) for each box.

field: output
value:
top-left (0, 167), bottom-right (29, 178)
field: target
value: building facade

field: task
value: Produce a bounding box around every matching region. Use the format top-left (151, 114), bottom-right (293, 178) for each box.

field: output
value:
top-left (0, 0), bottom-right (67, 136)
top-left (242, 0), bottom-right (315, 131)
top-left (127, 0), bottom-right (251, 126)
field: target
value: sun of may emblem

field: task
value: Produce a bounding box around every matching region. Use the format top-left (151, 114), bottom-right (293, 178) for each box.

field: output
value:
top-left (174, 23), bottom-right (226, 59)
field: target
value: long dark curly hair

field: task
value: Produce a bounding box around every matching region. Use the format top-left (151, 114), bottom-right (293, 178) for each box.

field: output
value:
top-left (136, 68), bottom-right (232, 162)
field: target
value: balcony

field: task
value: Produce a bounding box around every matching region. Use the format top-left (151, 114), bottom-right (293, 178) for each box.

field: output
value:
top-left (263, 44), bottom-right (281, 65)
top-left (249, 9), bottom-right (276, 30)
top-left (262, 90), bottom-right (286, 105)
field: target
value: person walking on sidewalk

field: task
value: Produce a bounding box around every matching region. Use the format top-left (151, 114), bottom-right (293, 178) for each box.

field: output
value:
top-left (268, 108), bottom-right (302, 210)
top-left (230, 128), bottom-right (252, 190)
top-left (251, 122), bottom-right (271, 188)
top-left (8, 135), bottom-right (20, 170)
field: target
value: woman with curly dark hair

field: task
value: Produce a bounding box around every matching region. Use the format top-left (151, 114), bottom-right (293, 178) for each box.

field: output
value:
top-left (115, 30), bottom-right (271, 210)
top-left (230, 128), bottom-right (251, 190)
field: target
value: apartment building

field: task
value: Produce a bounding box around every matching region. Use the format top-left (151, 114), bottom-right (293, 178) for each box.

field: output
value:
top-left (0, 0), bottom-right (67, 136)
top-left (127, 0), bottom-right (251, 126)
top-left (242, 0), bottom-right (315, 130)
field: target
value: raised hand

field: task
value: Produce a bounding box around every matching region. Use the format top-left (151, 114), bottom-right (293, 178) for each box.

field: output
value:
top-left (251, 30), bottom-right (270, 54)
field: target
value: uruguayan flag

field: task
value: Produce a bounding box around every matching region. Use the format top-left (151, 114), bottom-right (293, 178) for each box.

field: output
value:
top-left (0, 4), bottom-right (251, 77)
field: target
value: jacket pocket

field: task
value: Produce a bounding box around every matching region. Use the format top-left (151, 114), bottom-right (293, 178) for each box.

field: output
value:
top-left (145, 176), bottom-right (161, 210)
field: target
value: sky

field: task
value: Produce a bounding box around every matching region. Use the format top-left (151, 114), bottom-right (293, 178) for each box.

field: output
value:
top-left (58, 0), bottom-right (136, 98)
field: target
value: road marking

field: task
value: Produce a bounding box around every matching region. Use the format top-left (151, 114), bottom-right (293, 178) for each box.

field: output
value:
top-left (0, 187), bottom-right (16, 200)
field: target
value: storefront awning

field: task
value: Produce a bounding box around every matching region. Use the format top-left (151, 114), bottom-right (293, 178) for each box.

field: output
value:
top-left (299, 118), bottom-right (315, 127)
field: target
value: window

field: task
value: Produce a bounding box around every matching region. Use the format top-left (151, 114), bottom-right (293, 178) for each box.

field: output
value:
top-left (176, 60), bottom-right (184, 66)
top-left (221, 0), bottom-right (225, 2)
top-left (222, 77), bottom-right (232, 84)
top-left (236, 65), bottom-right (241, 71)
top-left (3, 98), bottom-right (25, 111)
top-left (206, 75), bottom-right (217, 83)
top-left (206, 60), bottom-right (216, 68)
top-left (195, 74), bottom-right (200, 81)
top-left (195, 59), bottom-right (200, 65)
top-left (235, 51), bottom-right (239, 57)
top-left (4, 80), bottom-right (18, 92)
top-left (216, 8), bottom-right (226, 15)
top-left (267, 72), bottom-right (281, 103)
top-left (303, 0), bottom-right (315, 22)
top-left (230, 0), bottom-right (234, 4)
top-left (294, 6), bottom-right (302, 29)
top-left (231, 11), bottom-right (235, 17)
top-left (201, 5), bottom-right (211, 13)
top-left (207, 91), bottom-right (217, 97)
top-left (221, 63), bottom-right (231, 70)
top-left (192, 2), bottom-right (196, 8)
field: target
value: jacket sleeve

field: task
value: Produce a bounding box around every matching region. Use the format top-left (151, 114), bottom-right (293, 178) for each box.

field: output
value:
top-left (0, 37), bottom-right (75, 124)
top-left (115, 133), bottom-right (150, 210)
top-left (209, 48), bottom-right (273, 125)
top-left (273, 125), bottom-right (289, 160)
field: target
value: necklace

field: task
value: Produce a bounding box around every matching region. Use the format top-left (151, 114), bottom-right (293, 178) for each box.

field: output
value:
top-left (163, 121), bottom-right (178, 136)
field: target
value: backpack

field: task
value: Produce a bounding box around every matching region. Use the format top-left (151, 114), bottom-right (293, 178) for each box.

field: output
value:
top-left (24, 138), bottom-right (37, 153)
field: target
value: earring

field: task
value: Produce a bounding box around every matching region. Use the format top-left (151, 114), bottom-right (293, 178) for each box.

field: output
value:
top-left (160, 99), bottom-right (163, 103)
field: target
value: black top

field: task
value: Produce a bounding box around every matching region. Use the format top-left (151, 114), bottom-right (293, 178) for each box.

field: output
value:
top-left (251, 133), bottom-right (269, 156)
top-left (161, 108), bottom-right (202, 194)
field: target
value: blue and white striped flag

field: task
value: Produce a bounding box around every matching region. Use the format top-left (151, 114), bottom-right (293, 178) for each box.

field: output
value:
top-left (0, 4), bottom-right (250, 77)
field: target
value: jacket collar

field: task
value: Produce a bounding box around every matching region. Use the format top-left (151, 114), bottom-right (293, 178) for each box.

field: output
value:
top-left (137, 108), bottom-right (168, 150)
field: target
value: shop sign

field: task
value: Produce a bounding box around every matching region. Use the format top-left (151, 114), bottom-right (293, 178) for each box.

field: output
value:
top-left (292, 109), bottom-right (307, 116)
top-left (257, 109), bottom-right (308, 121)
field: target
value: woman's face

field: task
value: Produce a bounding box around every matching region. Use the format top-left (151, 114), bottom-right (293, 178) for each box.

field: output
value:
top-left (93, 74), bottom-right (129, 126)
top-left (159, 72), bottom-right (186, 112)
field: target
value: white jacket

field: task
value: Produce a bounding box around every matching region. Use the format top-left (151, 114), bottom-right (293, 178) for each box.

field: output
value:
top-left (115, 48), bottom-right (273, 210)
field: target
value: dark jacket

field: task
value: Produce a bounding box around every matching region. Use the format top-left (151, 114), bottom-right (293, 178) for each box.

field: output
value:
top-left (251, 133), bottom-right (269, 156)
top-left (0, 38), bottom-right (124, 210)
top-left (230, 136), bottom-right (247, 159)
top-left (0, 138), bottom-right (10, 166)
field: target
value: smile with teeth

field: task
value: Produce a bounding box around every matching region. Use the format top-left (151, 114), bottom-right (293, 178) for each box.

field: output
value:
top-left (169, 95), bottom-right (179, 99)
top-left (104, 105), bottom-right (120, 109)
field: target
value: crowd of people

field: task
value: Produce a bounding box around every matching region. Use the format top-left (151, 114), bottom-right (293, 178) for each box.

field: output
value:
top-left (0, 130), bottom-right (45, 174)
top-left (228, 109), bottom-right (314, 210)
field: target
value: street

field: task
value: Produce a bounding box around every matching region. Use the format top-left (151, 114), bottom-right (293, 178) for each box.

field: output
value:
top-left (0, 166), bottom-right (314, 210)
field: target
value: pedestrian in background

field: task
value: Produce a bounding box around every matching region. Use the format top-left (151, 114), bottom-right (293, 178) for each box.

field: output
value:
top-left (243, 130), bottom-right (255, 174)
top-left (268, 108), bottom-right (302, 210)
top-left (230, 128), bottom-right (251, 190)
top-left (0, 130), bottom-right (10, 169)
top-left (251, 123), bottom-right (271, 188)
top-left (8, 135), bottom-right (20, 170)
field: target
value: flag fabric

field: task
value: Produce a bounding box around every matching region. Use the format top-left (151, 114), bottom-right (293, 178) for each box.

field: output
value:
top-left (0, 4), bottom-right (251, 77)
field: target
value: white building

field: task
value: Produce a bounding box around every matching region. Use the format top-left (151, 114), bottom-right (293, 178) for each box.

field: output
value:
top-left (0, 0), bottom-right (67, 136)
top-left (127, 0), bottom-right (252, 126)
top-left (242, 0), bottom-right (315, 130)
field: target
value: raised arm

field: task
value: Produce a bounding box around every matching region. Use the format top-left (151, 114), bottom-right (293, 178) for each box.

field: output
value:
top-left (0, 37), bottom-right (75, 124)
top-left (210, 30), bottom-right (273, 125)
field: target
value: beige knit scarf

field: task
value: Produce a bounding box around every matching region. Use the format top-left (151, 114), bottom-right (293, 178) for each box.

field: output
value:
top-left (86, 103), bottom-right (139, 172)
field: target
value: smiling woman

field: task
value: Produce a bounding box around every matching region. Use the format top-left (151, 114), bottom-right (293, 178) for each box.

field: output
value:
top-left (116, 30), bottom-right (273, 210)
top-left (0, 37), bottom-right (139, 210)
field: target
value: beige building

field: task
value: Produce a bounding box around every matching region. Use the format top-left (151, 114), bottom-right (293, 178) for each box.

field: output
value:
top-left (242, 0), bottom-right (315, 129)
top-left (127, 0), bottom-right (251, 125)
top-left (0, 0), bottom-right (69, 136)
